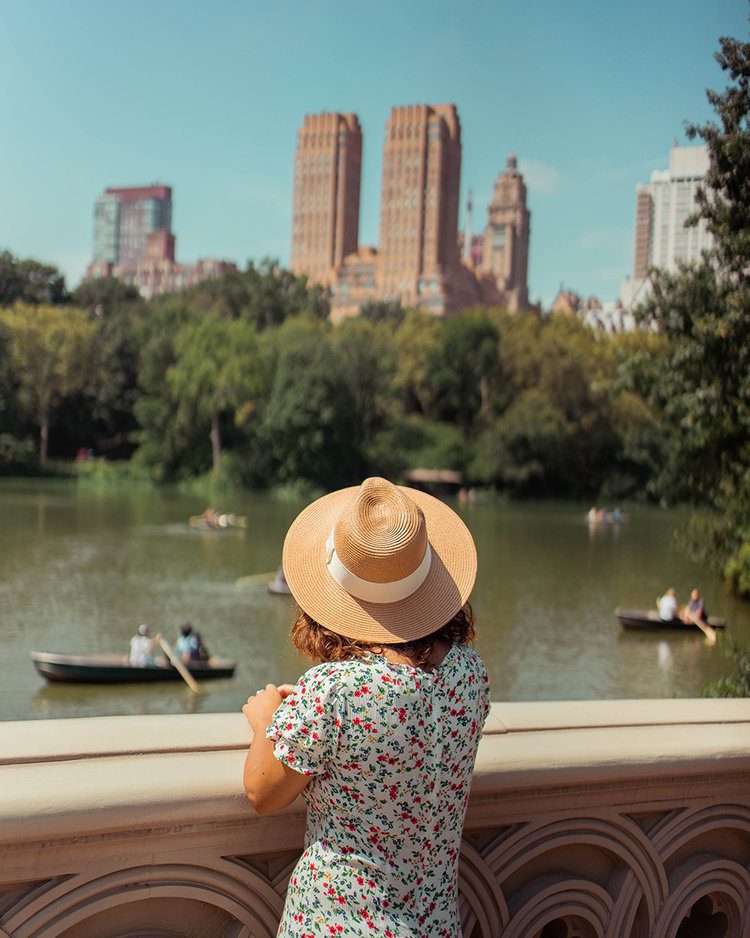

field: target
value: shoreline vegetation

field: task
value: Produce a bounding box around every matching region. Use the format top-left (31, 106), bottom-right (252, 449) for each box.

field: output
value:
top-left (16, 457), bottom-right (327, 502)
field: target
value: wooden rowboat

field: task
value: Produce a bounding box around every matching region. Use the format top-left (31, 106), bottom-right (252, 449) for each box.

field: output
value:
top-left (31, 652), bottom-right (236, 684)
top-left (189, 513), bottom-right (247, 530)
top-left (615, 608), bottom-right (727, 631)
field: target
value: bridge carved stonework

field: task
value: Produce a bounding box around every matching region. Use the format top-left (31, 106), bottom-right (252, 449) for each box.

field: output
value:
top-left (0, 700), bottom-right (748, 937)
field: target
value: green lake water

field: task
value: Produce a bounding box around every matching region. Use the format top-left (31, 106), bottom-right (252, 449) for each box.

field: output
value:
top-left (2, 479), bottom-right (748, 722)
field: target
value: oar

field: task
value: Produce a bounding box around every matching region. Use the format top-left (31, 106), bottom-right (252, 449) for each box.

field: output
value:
top-left (689, 610), bottom-right (717, 645)
top-left (235, 571), bottom-right (277, 587)
top-left (157, 636), bottom-right (200, 694)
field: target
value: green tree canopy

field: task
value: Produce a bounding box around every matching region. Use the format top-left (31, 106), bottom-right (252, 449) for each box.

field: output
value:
top-left (687, 33), bottom-right (750, 281)
top-left (471, 388), bottom-right (566, 493)
top-left (331, 317), bottom-right (397, 450)
top-left (262, 331), bottom-right (362, 489)
top-left (71, 276), bottom-right (142, 318)
top-left (133, 302), bottom-right (200, 479)
top-left (167, 316), bottom-right (267, 475)
top-left (425, 311), bottom-right (501, 437)
top-left (178, 259), bottom-right (330, 327)
top-left (0, 303), bottom-right (96, 463)
top-left (391, 309), bottom-right (442, 416)
top-left (0, 251), bottom-right (68, 306)
top-left (359, 299), bottom-right (406, 325)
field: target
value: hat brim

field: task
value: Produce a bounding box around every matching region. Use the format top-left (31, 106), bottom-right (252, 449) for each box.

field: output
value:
top-left (282, 484), bottom-right (476, 644)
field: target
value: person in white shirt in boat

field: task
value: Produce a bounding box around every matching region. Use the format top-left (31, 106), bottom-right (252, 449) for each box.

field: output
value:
top-left (657, 588), bottom-right (679, 621)
top-left (129, 624), bottom-right (162, 667)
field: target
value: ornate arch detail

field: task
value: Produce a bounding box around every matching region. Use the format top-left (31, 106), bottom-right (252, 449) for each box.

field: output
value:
top-left (650, 857), bottom-right (750, 938)
top-left (224, 853), bottom-right (297, 902)
top-left (637, 807), bottom-right (687, 843)
top-left (650, 804), bottom-right (750, 861)
top-left (484, 815), bottom-right (667, 922)
top-left (457, 839), bottom-right (509, 937)
top-left (607, 878), bottom-right (649, 938)
top-left (3, 860), bottom-right (284, 938)
top-left (502, 878), bottom-right (613, 938)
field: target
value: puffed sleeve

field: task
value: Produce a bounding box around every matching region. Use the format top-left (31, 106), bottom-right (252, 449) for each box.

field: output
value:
top-left (266, 663), bottom-right (343, 776)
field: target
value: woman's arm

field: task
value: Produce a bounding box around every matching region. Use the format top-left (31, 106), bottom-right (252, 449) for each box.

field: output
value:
top-left (242, 683), bottom-right (310, 815)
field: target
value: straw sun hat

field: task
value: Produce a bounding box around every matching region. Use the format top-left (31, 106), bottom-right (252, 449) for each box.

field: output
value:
top-left (282, 477), bottom-right (477, 644)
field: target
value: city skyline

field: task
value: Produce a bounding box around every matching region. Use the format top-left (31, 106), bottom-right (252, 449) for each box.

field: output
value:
top-left (0, 0), bottom-right (746, 306)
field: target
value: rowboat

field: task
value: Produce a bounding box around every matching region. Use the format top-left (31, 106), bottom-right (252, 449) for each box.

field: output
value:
top-left (31, 652), bottom-right (236, 684)
top-left (615, 608), bottom-right (727, 631)
top-left (267, 566), bottom-right (292, 595)
top-left (189, 513), bottom-right (247, 530)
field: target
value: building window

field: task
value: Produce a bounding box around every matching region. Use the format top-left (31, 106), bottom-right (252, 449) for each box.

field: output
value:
top-left (492, 225), bottom-right (506, 250)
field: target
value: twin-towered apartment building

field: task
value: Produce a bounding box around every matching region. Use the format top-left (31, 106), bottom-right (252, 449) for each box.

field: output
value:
top-left (290, 104), bottom-right (531, 320)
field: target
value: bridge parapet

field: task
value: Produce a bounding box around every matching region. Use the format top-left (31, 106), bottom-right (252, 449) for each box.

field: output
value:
top-left (1, 699), bottom-right (749, 937)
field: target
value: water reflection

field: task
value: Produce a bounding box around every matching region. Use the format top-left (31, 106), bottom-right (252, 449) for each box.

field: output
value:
top-left (657, 640), bottom-right (673, 671)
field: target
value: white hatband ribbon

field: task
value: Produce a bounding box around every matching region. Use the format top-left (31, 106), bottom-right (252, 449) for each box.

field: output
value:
top-left (325, 530), bottom-right (432, 603)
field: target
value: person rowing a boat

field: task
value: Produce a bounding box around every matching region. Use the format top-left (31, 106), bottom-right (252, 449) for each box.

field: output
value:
top-left (129, 624), bottom-right (163, 667)
top-left (680, 588), bottom-right (708, 626)
top-left (174, 623), bottom-right (201, 661)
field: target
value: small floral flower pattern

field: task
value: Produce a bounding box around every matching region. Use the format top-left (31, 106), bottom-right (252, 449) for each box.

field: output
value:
top-left (266, 642), bottom-right (490, 937)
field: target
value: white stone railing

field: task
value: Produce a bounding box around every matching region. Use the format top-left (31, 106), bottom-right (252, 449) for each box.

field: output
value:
top-left (1, 699), bottom-right (749, 938)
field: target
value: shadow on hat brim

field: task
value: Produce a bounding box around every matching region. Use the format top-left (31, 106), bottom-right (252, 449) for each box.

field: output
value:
top-left (282, 485), bottom-right (477, 644)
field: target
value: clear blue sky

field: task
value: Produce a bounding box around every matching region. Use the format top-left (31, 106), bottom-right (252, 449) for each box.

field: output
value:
top-left (1, 0), bottom-right (747, 306)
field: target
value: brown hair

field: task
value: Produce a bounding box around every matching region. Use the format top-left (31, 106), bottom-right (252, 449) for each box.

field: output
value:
top-left (291, 603), bottom-right (476, 669)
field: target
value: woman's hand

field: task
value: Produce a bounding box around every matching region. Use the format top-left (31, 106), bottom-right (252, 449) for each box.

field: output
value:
top-left (243, 683), bottom-right (295, 732)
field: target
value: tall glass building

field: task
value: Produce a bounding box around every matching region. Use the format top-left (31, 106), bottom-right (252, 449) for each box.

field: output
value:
top-left (92, 185), bottom-right (174, 269)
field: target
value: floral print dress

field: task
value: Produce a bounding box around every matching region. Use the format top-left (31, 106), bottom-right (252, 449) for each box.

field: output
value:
top-left (266, 642), bottom-right (490, 937)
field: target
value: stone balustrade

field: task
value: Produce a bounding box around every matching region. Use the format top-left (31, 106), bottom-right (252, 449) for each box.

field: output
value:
top-left (1, 699), bottom-right (749, 938)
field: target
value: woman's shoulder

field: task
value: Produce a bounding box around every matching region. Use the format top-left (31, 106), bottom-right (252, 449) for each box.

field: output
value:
top-left (446, 642), bottom-right (489, 681)
top-left (295, 658), bottom-right (371, 693)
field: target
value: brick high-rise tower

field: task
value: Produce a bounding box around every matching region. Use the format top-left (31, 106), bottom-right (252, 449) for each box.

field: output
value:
top-left (290, 112), bottom-right (362, 286)
top-left (377, 104), bottom-right (462, 312)
top-left (481, 154), bottom-right (530, 310)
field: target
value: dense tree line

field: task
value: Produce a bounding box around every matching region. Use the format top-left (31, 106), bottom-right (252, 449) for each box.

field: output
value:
top-left (0, 254), bottom-right (670, 501)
